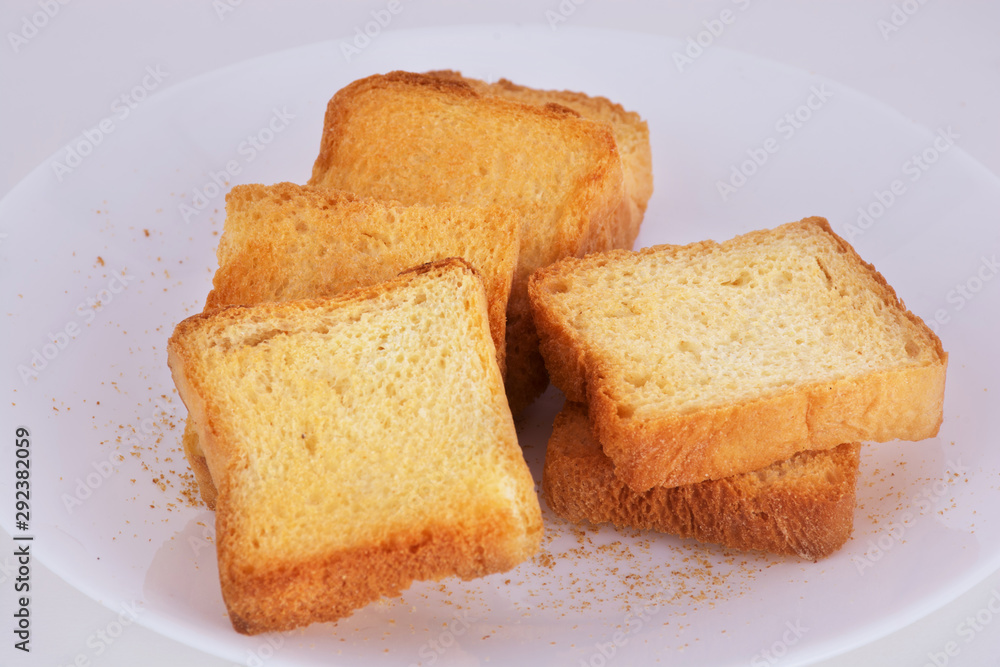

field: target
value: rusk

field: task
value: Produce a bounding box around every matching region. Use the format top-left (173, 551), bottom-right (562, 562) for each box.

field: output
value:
top-left (168, 259), bottom-right (542, 634)
top-left (424, 69), bottom-right (653, 249)
top-left (544, 403), bottom-right (860, 560)
top-left (308, 70), bottom-right (632, 413)
top-left (204, 182), bottom-right (519, 372)
top-left (185, 182), bottom-right (521, 508)
top-left (530, 216), bottom-right (947, 491)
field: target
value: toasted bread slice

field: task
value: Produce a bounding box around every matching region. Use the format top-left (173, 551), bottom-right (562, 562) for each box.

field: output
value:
top-left (530, 217), bottom-right (947, 491)
top-left (184, 183), bottom-right (521, 508)
top-left (544, 403), bottom-right (860, 560)
top-left (167, 259), bottom-right (542, 634)
top-left (425, 70), bottom-right (653, 249)
top-left (308, 70), bottom-right (630, 413)
top-left (205, 182), bottom-right (519, 373)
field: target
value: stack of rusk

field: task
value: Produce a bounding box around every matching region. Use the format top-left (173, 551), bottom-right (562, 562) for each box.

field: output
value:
top-left (528, 217), bottom-right (947, 561)
top-left (167, 70), bottom-right (653, 635)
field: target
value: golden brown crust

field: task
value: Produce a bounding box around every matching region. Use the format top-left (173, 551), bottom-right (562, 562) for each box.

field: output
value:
top-left (168, 259), bottom-right (542, 635)
top-left (502, 309), bottom-right (551, 415)
top-left (182, 255), bottom-right (517, 508)
top-left (589, 363), bottom-right (944, 490)
top-left (310, 70), bottom-right (610, 193)
top-left (423, 69), bottom-right (653, 250)
top-left (529, 280), bottom-right (593, 405)
top-left (175, 258), bottom-right (491, 506)
top-left (203, 182), bottom-right (519, 377)
top-left (181, 418), bottom-right (216, 510)
top-left (182, 183), bottom-right (522, 507)
top-left (219, 510), bottom-right (530, 635)
top-left (530, 217), bottom-right (948, 491)
top-left (307, 70), bottom-right (633, 415)
top-left (544, 403), bottom-right (860, 560)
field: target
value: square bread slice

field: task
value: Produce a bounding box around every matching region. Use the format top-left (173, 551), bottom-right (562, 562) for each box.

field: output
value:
top-left (167, 259), bottom-right (543, 634)
top-left (308, 70), bottom-right (631, 414)
top-left (544, 403), bottom-right (860, 560)
top-left (530, 216), bottom-right (947, 491)
top-left (205, 182), bottom-right (520, 374)
top-left (184, 182), bottom-right (521, 509)
top-left (424, 69), bottom-right (653, 250)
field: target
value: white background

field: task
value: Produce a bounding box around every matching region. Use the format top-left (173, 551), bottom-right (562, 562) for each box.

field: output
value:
top-left (1, 1), bottom-right (999, 666)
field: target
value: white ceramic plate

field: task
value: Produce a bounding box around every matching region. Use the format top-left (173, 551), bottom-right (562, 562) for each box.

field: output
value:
top-left (2, 24), bottom-right (998, 667)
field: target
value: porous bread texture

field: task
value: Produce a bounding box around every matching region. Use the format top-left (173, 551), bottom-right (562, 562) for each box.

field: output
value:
top-left (308, 70), bottom-right (625, 272)
top-left (204, 182), bottom-right (520, 376)
top-left (530, 216), bottom-right (947, 491)
top-left (424, 69), bottom-right (653, 249)
top-left (184, 183), bottom-right (521, 508)
top-left (167, 259), bottom-right (542, 634)
top-left (308, 70), bottom-right (630, 414)
top-left (544, 403), bottom-right (860, 560)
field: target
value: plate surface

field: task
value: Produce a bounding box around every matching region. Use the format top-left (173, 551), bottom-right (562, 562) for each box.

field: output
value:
top-left (2, 24), bottom-right (998, 667)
